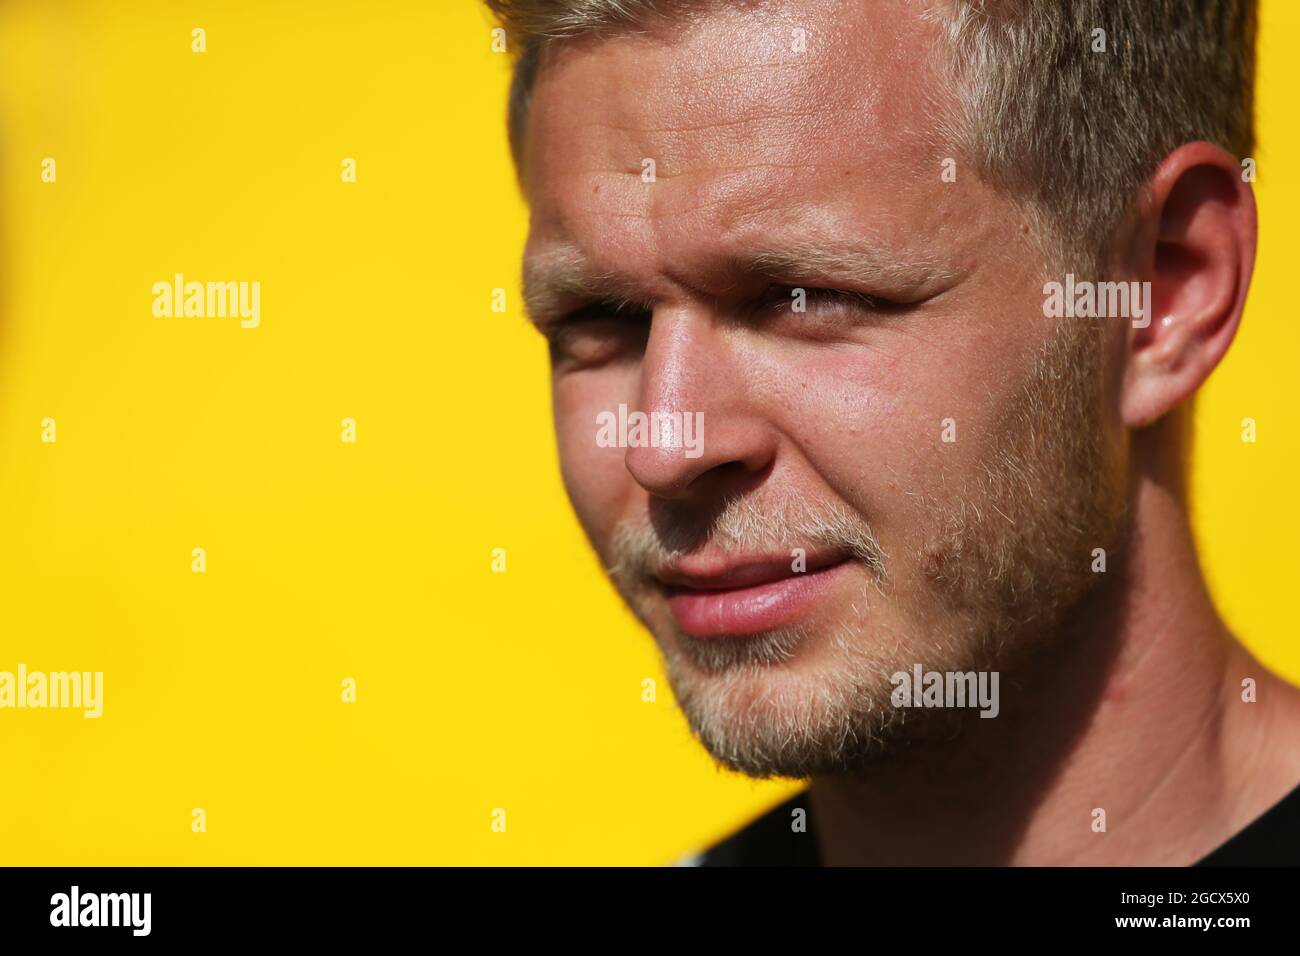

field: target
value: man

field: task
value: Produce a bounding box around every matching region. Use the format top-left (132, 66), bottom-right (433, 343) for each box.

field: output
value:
top-left (486, 0), bottom-right (1300, 864)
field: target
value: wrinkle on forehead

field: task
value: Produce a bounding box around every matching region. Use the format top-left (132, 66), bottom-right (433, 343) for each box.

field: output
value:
top-left (522, 0), bottom-right (966, 302)
top-left (525, 0), bottom-right (952, 182)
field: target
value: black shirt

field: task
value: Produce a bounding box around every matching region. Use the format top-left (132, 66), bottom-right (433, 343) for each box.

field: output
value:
top-left (690, 782), bottom-right (1300, 866)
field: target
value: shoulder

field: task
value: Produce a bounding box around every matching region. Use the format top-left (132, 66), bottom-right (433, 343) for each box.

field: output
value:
top-left (1197, 781), bottom-right (1300, 866)
top-left (673, 791), bottom-right (821, 867)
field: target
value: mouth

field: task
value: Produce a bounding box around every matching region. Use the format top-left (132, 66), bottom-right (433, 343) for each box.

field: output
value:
top-left (655, 552), bottom-right (853, 639)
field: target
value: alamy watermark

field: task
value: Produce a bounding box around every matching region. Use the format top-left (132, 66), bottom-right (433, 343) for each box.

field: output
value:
top-left (596, 404), bottom-right (704, 458)
top-left (152, 273), bottom-right (261, 328)
top-left (891, 664), bottom-right (1000, 718)
top-left (0, 664), bottom-right (103, 718)
top-left (1043, 274), bottom-right (1152, 328)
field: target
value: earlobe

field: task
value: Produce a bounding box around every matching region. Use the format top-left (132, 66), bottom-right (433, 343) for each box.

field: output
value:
top-left (1119, 142), bottom-right (1257, 429)
top-left (1123, 314), bottom-right (1197, 428)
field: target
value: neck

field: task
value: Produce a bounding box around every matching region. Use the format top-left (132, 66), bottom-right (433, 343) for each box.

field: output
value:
top-left (810, 450), bottom-right (1300, 865)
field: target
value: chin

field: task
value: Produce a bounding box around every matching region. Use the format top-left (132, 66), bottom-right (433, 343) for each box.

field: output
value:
top-left (649, 617), bottom-right (914, 779)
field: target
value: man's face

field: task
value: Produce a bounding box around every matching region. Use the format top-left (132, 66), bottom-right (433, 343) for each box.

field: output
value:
top-left (522, 0), bottom-right (1129, 777)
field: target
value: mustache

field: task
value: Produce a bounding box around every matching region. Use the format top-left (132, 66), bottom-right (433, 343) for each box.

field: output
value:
top-left (607, 495), bottom-right (890, 586)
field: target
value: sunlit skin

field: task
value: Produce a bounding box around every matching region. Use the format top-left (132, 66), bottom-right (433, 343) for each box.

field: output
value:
top-left (519, 0), bottom-right (1300, 864)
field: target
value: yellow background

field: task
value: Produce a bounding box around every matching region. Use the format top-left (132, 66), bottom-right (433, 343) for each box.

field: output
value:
top-left (0, 0), bottom-right (1295, 865)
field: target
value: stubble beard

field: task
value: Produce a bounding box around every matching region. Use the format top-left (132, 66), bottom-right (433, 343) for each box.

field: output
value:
top-left (605, 317), bottom-right (1128, 779)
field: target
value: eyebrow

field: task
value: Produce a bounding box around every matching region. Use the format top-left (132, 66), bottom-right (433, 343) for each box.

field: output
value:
top-left (735, 240), bottom-right (958, 295)
top-left (522, 242), bottom-right (650, 328)
top-left (521, 237), bottom-right (958, 326)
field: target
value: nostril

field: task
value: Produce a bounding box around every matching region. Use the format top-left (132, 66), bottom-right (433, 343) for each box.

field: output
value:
top-left (625, 428), bottom-right (775, 501)
top-left (624, 440), bottom-right (707, 500)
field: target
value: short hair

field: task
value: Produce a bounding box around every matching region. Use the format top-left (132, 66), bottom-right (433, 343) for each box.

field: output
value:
top-left (484, 0), bottom-right (1257, 269)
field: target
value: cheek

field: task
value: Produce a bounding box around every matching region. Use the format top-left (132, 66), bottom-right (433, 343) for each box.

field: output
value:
top-left (551, 373), bottom-right (640, 551)
top-left (748, 343), bottom-right (917, 507)
top-left (748, 334), bottom-right (1003, 534)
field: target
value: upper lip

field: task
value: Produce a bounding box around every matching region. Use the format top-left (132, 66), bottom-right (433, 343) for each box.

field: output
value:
top-left (654, 551), bottom-right (850, 591)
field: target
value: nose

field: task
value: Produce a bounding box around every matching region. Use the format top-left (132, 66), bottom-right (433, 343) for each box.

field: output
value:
top-left (623, 304), bottom-right (777, 500)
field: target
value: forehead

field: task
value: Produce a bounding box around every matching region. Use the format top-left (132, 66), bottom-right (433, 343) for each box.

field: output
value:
top-left (522, 0), bottom-right (964, 280)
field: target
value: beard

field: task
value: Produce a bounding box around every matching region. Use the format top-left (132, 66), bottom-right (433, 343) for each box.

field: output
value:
top-left (604, 317), bottom-right (1128, 780)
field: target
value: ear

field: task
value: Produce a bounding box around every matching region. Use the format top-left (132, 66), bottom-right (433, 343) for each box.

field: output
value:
top-left (1120, 142), bottom-right (1257, 428)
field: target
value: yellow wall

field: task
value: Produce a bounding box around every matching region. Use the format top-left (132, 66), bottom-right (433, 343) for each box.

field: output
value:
top-left (0, 0), bottom-right (1294, 865)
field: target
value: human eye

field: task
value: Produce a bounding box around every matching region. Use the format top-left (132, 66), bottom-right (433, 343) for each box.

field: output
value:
top-left (544, 299), bottom-right (652, 369)
top-left (752, 285), bottom-right (904, 326)
top-left (764, 283), bottom-right (899, 314)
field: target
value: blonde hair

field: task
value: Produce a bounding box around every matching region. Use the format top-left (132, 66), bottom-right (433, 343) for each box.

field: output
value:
top-left (485, 0), bottom-right (1257, 267)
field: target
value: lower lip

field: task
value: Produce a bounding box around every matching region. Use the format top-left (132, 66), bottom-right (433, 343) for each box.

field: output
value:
top-left (664, 561), bottom-right (852, 638)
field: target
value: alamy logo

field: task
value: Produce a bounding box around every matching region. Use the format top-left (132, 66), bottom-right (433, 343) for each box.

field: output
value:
top-left (596, 404), bottom-right (704, 459)
top-left (0, 664), bottom-right (103, 718)
top-left (50, 886), bottom-right (151, 936)
top-left (1042, 274), bottom-right (1152, 328)
top-left (891, 665), bottom-right (1000, 718)
top-left (152, 273), bottom-right (261, 328)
